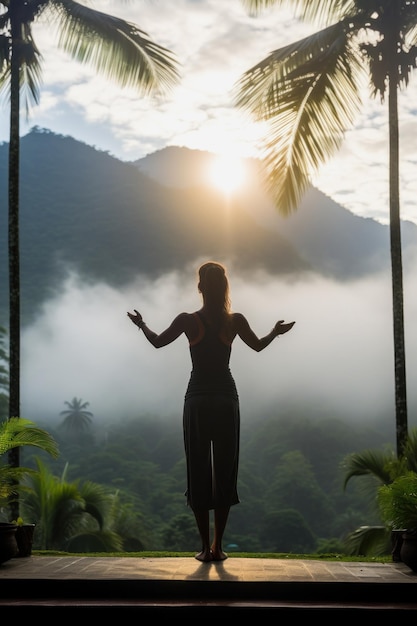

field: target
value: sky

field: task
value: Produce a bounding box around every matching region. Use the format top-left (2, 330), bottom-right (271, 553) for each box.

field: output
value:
top-left (1, 0), bottom-right (417, 226)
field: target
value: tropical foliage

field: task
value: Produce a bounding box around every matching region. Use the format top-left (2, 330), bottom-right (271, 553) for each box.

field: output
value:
top-left (20, 459), bottom-right (131, 551)
top-left (378, 472), bottom-right (417, 532)
top-left (0, 417), bottom-right (59, 510)
top-left (342, 429), bottom-right (417, 555)
top-left (237, 0), bottom-right (417, 456)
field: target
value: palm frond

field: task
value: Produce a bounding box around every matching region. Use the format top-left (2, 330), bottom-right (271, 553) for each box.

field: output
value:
top-left (19, 43), bottom-right (43, 114)
top-left (394, 1), bottom-right (417, 46)
top-left (235, 21), bottom-right (365, 213)
top-left (46, 1), bottom-right (180, 95)
top-left (0, 16), bottom-right (43, 112)
top-left (241, 0), bottom-right (417, 27)
top-left (344, 524), bottom-right (391, 556)
top-left (0, 466), bottom-right (36, 500)
top-left (342, 448), bottom-right (396, 490)
top-left (240, 0), bottom-right (354, 25)
top-left (0, 417), bottom-right (58, 506)
top-left (79, 481), bottom-right (114, 531)
top-left (240, 0), bottom-right (278, 14)
top-left (0, 417), bottom-right (59, 458)
top-left (405, 22), bottom-right (417, 48)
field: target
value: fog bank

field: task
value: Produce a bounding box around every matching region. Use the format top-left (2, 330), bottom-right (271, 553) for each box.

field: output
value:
top-left (21, 263), bottom-right (417, 436)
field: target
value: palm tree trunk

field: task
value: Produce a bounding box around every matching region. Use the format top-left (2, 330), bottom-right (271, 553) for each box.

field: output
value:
top-left (388, 60), bottom-right (407, 457)
top-left (8, 2), bottom-right (22, 521)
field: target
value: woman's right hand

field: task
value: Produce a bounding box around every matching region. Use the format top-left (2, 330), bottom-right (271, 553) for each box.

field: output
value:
top-left (127, 309), bottom-right (143, 327)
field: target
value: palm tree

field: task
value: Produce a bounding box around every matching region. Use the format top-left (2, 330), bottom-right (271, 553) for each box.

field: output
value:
top-left (60, 397), bottom-right (93, 438)
top-left (236, 0), bottom-right (417, 456)
top-left (0, 1), bottom-right (179, 485)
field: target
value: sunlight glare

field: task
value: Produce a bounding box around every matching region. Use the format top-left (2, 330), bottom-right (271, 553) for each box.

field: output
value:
top-left (208, 155), bottom-right (245, 195)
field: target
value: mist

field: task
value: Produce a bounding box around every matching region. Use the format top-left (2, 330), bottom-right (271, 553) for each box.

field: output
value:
top-left (20, 260), bottom-right (417, 439)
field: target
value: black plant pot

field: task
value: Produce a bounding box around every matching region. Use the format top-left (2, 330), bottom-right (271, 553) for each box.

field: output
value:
top-left (391, 529), bottom-right (405, 562)
top-left (400, 531), bottom-right (417, 572)
top-left (15, 523), bottom-right (36, 557)
top-left (0, 522), bottom-right (18, 564)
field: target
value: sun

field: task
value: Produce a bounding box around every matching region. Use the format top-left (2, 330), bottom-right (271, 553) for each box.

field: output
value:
top-left (207, 154), bottom-right (246, 195)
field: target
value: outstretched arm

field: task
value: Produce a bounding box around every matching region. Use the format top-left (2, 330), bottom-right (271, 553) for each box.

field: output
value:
top-left (234, 313), bottom-right (295, 352)
top-left (127, 309), bottom-right (188, 348)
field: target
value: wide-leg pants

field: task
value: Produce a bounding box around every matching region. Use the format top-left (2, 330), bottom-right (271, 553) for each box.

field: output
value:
top-left (183, 393), bottom-right (240, 511)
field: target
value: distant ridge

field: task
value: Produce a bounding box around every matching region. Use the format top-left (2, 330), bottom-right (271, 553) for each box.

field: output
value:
top-left (1, 128), bottom-right (416, 325)
top-left (135, 145), bottom-right (417, 280)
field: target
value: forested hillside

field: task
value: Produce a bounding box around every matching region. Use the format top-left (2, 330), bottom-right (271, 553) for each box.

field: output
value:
top-left (24, 411), bottom-right (391, 554)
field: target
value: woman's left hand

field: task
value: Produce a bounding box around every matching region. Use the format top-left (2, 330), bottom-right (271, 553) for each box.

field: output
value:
top-left (275, 320), bottom-right (295, 335)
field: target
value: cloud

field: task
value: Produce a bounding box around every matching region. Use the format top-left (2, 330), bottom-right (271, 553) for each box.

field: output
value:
top-left (20, 264), bottom-right (417, 435)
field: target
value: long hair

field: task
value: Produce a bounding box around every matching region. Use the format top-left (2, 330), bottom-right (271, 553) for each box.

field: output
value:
top-left (198, 261), bottom-right (231, 330)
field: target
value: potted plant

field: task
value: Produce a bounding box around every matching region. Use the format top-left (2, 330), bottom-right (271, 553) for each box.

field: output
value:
top-left (0, 522), bottom-right (18, 563)
top-left (377, 471), bottom-right (417, 571)
top-left (12, 516), bottom-right (36, 558)
top-left (0, 417), bottom-right (59, 563)
top-left (342, 428), bottom-right (417, 560)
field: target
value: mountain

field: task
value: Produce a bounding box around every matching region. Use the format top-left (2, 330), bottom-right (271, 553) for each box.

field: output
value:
top-left (135, 146), bottom-right (417, 280)
top-left (0, 129), bottom-right (305, 324)
top-left (1, 128), bottom-right (416, 325)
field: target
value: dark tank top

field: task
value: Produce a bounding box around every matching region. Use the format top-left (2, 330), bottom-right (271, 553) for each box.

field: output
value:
top-left (185, 312), bottom-right (238, 399)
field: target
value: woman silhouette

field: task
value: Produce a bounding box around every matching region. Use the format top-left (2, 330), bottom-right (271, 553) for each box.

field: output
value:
top-left (128, 261), bottom-right (295, 562)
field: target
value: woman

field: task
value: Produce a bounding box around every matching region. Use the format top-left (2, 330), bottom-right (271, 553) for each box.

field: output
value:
top-left (127, 261), bottom-right (295, 562)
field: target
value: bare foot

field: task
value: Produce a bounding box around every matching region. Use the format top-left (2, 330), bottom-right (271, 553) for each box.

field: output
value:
top-left (210, 549), bottom-right (228, 561)
top-left (195, 550), bottom-right (212, 563)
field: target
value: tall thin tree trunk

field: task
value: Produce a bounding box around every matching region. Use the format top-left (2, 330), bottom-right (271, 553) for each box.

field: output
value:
top-left (8, 5), bottom-right (21, 521)
top-left (388, 65), bottom-right (407, 457)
